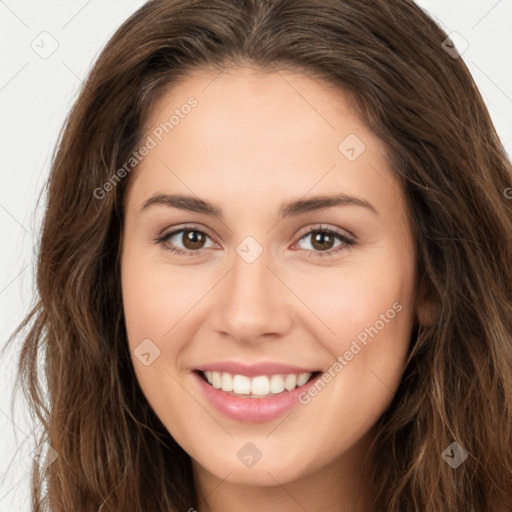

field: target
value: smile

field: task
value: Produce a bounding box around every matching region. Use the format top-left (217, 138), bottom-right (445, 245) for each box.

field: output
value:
top-left (193, 367), bottom-right (323, 423)
top-left (199, 370), bottom-right (320, 398)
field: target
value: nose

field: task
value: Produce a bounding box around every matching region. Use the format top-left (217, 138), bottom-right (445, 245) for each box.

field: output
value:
top-left (210, 247), bottom-right (293, 344)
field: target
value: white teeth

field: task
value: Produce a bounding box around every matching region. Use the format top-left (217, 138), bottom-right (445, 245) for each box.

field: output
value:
top-left (203, 371), bottom-right (314, 397)
top-left (296, 373), bottom-right (310, 386)
top-left (221, 372), bottom-right (233, 391)
top-left (232, 374), bottom-right (251, 394)
top-left (251, 376), bottom-right (270, 396)
top-left (270, 374), bottom-right (285, 393)
top-left (284, 374), bottom-right (297, 391)
top-left (211, 371), bottom-right (222, 389)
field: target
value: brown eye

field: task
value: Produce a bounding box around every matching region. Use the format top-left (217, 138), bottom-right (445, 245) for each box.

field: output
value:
top-left (158, 227), bottom-right (217, 256)
top-left (309, 231), bottom-right (336, 251)
top-left (295, 226), bottom-right (356, 257)
top-left (157, 224), bottom-right (355, 258)
top-left (181, 229), bottom-right (207, 250)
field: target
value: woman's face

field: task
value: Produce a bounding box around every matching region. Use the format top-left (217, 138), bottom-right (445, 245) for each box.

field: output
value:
top-left (121, 66), bottom-right (427, 488)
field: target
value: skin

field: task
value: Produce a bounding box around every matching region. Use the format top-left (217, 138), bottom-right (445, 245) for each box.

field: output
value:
top-left (120, 65), bottom-right (430, 512)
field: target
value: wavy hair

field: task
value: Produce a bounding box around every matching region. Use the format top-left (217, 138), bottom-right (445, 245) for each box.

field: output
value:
top-left (5, 0), bottom-right (512, 510)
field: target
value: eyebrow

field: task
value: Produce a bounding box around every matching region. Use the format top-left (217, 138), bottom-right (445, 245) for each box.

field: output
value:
top-left (140, 192), bottom-right (379, 219)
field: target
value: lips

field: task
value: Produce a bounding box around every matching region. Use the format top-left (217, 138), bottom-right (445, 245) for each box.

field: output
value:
top-left (193, 369), bottom-right (323, 422)
top-left (192, 360), bottom-right (323, 422)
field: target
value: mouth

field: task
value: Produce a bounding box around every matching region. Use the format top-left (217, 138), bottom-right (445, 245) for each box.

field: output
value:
top-left (194, 369), bottom-right (322, 399)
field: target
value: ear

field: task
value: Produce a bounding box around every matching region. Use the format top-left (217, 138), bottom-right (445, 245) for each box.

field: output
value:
top-left (414, 277), bottom-right (439, 327)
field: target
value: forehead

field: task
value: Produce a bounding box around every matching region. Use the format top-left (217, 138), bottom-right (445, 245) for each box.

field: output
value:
top-left (127, 66), bottom-right (404, 220)
top-left (143, 65), bottom-right (370, 147)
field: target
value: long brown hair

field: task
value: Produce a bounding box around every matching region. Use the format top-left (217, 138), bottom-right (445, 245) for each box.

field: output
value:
top-left (4, 0), bottom-right (512, 510)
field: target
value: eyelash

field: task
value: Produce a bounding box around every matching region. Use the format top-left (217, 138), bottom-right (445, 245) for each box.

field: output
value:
top-left (155, 223), bottom-right (356, 258)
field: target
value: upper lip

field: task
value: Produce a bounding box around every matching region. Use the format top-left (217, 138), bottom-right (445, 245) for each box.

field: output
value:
top-left (195, 361), bottom-right (320, 377)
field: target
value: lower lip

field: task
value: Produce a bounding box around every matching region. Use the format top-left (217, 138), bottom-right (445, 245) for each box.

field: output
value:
top-left (193, 371), bottom-right (322, 423)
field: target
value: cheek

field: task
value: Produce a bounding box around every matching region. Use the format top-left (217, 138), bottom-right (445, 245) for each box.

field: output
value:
top-left (121, 253), bottom-right (212, 401)
top-left (121, 256), bottom-right (193, 422)
top-left (121, 253), bottom-right (221, 451)
top-left (121, 252), bottom-right (200, 348)
top-left (121, 254), bottom-right (180, 389)
top-left (298, 247), bottom-right (416, 384)
top-left (291, 260), bottom-right (415, 448)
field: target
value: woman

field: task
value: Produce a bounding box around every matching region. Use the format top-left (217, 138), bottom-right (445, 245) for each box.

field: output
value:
top-left (6, 0), bottom-right (512, 510)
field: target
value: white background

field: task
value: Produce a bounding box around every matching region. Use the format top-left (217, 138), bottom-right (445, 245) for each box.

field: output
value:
top-left (1, 1), bottom-right (511, 509)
